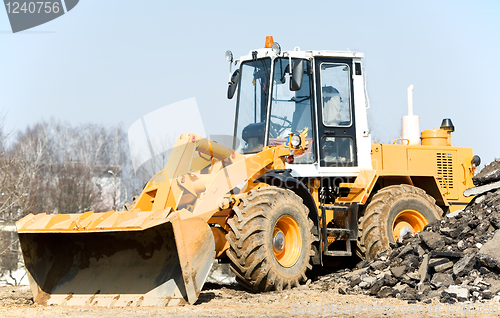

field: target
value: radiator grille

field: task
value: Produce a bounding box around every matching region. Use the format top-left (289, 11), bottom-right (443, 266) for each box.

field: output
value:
top-left (437, 152), bottom-right (454, 189)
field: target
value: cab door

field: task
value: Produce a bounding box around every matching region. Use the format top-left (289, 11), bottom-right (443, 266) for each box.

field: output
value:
top-left (315, 58), bottom-right (357, 167)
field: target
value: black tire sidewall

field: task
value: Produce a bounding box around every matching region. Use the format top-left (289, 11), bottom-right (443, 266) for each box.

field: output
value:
top-left (385, 197), bottom-right (439, 243)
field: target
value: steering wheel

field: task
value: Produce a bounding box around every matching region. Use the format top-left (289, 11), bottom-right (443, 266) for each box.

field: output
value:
top-left (270, 115), bottom-right (292, 138)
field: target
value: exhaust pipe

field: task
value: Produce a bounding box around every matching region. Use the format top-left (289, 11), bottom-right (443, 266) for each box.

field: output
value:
top-left (402, 84), bottom-right (420, 145)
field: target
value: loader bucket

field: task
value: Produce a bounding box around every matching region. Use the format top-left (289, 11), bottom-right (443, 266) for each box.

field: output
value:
top-left (16, 210), bottom-right (215, 307)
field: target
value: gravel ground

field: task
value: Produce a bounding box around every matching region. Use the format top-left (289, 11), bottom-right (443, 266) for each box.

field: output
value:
top-left (5, 160), bottom-right (500, 317)
top-left (2, 283), bottom-right (500, 318)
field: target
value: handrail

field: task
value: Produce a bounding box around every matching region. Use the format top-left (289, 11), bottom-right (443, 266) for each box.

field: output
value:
top-left (393, 138), bottom-right (410, 145)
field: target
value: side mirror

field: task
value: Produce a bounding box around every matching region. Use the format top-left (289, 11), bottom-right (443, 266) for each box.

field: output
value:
top-left (290, 60), bottom-right (304, 91)
top-left (227, 69), bottom-right (240, 99)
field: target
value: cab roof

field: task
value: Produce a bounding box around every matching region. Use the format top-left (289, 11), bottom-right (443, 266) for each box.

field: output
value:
top-left (239, 47), bottom-right (364, 62)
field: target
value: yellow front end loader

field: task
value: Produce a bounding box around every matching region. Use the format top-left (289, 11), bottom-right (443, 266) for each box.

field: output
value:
top-left (17, 132), bottom-right (308, 306)
top-left (17, 37), bottom-right (480, 306)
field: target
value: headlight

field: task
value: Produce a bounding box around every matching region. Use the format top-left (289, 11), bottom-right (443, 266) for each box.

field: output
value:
top-left (290, 134), bottom-right (301, 148)
top-left (272, 42), bottom-right (281, 55)
top-left (472, 155), bottom-right (481, 167)
top-left (225, 50), bottom-right (233, 63)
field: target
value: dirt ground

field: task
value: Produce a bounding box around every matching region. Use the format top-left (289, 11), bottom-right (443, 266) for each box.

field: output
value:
top-left (2, 283), bottom-right (500, 318)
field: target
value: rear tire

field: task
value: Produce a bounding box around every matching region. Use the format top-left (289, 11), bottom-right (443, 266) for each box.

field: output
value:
top-left (225, 186), bottom-right (313, 291)
top-left (357, 184), bottom-right (442, 259)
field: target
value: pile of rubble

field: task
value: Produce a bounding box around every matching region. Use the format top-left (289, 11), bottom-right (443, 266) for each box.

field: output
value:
top-left (473, 158), bottom-right (500, 186)
top-left (316, 159), bottom-right (500, 304)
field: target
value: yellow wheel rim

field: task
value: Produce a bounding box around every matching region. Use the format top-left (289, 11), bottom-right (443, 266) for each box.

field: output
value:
top-left (272, 215), bottom-right (301, 267)
top-left (392, 209), bottom-right (428, 241)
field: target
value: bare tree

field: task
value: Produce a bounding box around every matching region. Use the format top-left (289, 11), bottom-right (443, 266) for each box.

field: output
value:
top-left (0, 119), bottom-right (147, 283)
top-left (0, 118), bottom-right (46, 221)
top-left (0, 119), bottom-right (144, 219)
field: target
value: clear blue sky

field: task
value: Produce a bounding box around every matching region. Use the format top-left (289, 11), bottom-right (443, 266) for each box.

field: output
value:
top-left (0, 0), bottom-right (499, 166)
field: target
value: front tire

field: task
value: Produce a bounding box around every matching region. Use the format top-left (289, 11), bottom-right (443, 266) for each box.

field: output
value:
top-left (225, 186), bottom-right (313, 291)
top-left (357, 184), bottom-right (443, 259)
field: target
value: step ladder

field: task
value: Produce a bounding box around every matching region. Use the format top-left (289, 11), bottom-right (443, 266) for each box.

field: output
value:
top-left (321, 204), bottom-right (352, 257)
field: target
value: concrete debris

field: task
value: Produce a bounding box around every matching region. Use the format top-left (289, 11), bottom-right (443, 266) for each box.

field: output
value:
top-left (311, 158), bottom-right (500, 303)
top-left (473, 158), bottom-right (500, 186)
top-left (428, 258), bottom-right (449, 268)
top-left (430, 273), bottom-right (454, 289)
top-left (359, 281), bottom-right (370, 289)
top-left (390, 265), bottom-right (406, 278)
top-left (478, 231), bottom-right (500, 269)
top-left (362, 276), bottom-right (376, 284)
top-left (419, 231), bottom-right (446, 251)
top-left (445, 285), bottom-right (469, 300)
top-left (377, 286), bottom-right (394, 298)
top-left (453, 252), bottom-right (477, 276)
top-left (418, 254), bottom-right (430, 283)
top-left (434, 261), bottom-right (454, 273)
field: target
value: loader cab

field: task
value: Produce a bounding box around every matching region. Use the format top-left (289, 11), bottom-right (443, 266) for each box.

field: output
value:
top-left (231, 47), bottom-right (372, 176)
